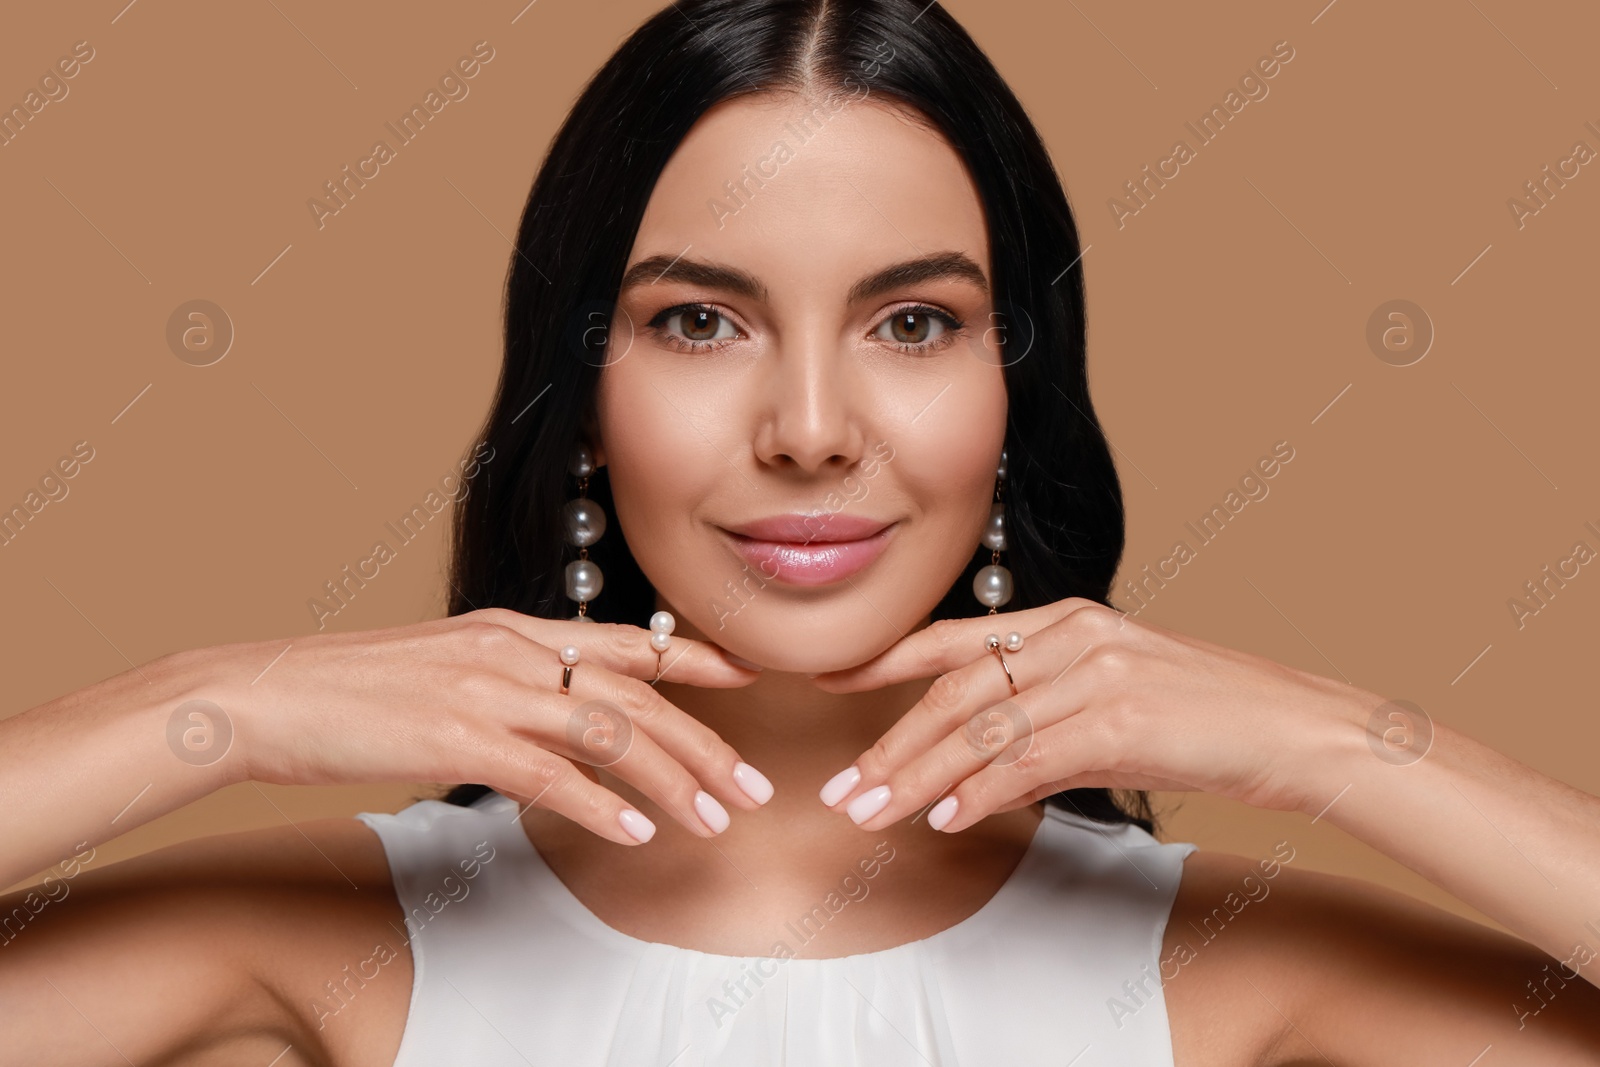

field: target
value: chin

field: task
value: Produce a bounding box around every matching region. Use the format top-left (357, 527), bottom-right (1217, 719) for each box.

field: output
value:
top-left (665, 551), bottom-right (940, 674)
top-left (723, 620), bottom-right (905, 675)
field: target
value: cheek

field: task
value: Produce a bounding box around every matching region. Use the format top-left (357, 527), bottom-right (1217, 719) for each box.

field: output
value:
top-left (892, 378), bottom-right (1007, 538)
top-left (594, 367), bottom-right (718, 542)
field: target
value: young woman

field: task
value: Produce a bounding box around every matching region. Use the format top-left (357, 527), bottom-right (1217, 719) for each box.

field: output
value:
top-left (4, 1), bottom-right (1599, 1064)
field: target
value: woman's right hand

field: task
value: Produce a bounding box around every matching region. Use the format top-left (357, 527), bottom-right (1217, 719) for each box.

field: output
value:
top-left (186, 607), bottom-right (768, 845)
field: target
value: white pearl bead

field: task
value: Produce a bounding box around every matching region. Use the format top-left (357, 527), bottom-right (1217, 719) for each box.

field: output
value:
top-left (650, 630), bottom-right (672, 653)
top-left (973, 564), bottom-right (1013, 608)
top-left (559, 644), bottom-right (580, 665)
top-left (568, 443), bottom-right (595, 479)
top-left (561, 497), bottom-right (607, 547)
top-left (565, 559), bottom-right (603, 602)
top-left (981, 501), bottom-right (1006, 552)
top-left (570, 614), bottom-right (597, 623)
top-left (1005, 631), bottom-right (1024, 651)
top-left (985, 633), bottom-right (1001, 651)
top-left (650, 611), bottom-right (675, 634)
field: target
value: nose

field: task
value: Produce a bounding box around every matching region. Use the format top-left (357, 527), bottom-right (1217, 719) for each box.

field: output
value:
top-left (751, 323), bottom-right (867, 475)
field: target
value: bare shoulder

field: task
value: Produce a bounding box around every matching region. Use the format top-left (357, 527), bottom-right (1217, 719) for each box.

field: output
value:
top-left (1161, 847), bottom-right (1600, 1067)
top-left (0, 815), bottom-right (412, 1067)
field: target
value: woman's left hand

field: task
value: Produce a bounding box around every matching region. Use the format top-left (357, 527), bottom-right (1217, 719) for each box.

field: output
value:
top-left (810, 598), bottom-right (1378, 832)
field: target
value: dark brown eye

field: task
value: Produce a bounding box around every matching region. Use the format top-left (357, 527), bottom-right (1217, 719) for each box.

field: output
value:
top-left (682, 308), bottom-right (723, 341)
top-left (874, 306), bottom-right (961, 350)
top-left (650, 304), bottom-right (739, 350)
top-left (888, 312), bottom-right (932, 344)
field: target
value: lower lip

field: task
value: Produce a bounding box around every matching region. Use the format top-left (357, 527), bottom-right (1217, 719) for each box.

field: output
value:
top-left (720, 523), bottom-right (896, 586)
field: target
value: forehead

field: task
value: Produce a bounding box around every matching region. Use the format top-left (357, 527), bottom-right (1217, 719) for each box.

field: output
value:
top-left (628, 90), bottom-right (991, 290)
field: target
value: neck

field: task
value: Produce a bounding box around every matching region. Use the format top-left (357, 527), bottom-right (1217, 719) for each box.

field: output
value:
top-left (532, 609), bottom-right (1046, 956)
top-left (657, 665), bottom-right (933, 811)
top-left (562, 604), bottom-right (1043, 886)
top-left (643, 600), bottom-right (937, 830)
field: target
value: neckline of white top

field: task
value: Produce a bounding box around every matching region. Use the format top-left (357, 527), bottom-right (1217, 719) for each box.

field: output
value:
top-left (476, 790), bottom-right (1071, 964)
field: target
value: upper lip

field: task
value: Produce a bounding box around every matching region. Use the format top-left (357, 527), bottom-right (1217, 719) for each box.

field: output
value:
top-left (721, 513), bottom-right (893, 543)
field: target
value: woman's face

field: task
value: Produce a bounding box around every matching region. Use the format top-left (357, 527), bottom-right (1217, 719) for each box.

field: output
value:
top-left (593, 89), bottom-right (1008, 673)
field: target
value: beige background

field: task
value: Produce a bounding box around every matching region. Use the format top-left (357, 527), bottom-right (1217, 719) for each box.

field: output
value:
top-left (3, 0), bottom-right (1596, 937)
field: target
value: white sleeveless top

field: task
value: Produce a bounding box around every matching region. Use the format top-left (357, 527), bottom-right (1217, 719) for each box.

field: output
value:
top-left (354, 790), bottom-right (1196, 1066)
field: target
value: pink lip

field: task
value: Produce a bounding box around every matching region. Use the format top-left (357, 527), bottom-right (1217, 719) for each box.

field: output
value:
top-left (719, 513), bottom-right (896, 586)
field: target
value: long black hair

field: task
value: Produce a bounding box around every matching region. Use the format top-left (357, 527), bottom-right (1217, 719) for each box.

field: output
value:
top-left (434, 0), bottom-right (1156, 835)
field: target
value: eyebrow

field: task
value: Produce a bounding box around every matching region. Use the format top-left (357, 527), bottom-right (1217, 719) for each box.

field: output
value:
top-left (617, 250), bottom-right (990, 305)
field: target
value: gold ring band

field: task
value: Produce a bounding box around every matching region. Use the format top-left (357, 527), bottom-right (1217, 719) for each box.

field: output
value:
top-left (984, 632), bottom-right (1021, 697)
top-left (558, 644), bottom-right (581, 696)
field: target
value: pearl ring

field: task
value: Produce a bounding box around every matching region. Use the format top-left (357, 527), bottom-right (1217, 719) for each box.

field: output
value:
top-left (558, 643), bottom-right (580, 695)
top-left (648, 611), bottom-right (675, 683)
top-left (985, 630), bottom-right (1024, 696)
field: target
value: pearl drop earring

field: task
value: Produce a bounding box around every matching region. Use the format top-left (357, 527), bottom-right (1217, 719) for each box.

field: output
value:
top-left (563, 442), bottom-right (607, 622)
top-left (972, 449), bottom-right (1013, 614)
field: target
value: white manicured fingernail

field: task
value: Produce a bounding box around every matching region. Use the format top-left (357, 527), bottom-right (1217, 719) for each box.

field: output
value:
top-left (847, 784), bottom-right (892, 825)
top-left (818, 765), bottom-right (861, 806)
top-left (928, 795), bottom-right (959, 831)
top-left (694, 790), bottom-right (730, 833)
top-left (618, 808), bottom-right (656, 843)
top-left (733, 762), bottom-right (774, 804)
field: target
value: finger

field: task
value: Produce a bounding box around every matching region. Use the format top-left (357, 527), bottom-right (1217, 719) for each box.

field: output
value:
top-left (832, 685), bottom-right (1056, 832)
top-left (529, 690), bottom-right (738, 840)
top-left (465, 608), bottom-right (761, 688)
top-left (821, 647), bottom-right (1017, 820)
top-left (931, 712), bottom-right (1115, 834)
top-left (488, 676), bottom-right (735, 842)
top-left (558, 655), bottom-right (774, 819)
top-left (479, 749), bottom-right (661, 847)
top-left (472, 624), bottom-right (772, 823)
top-left (819, 618), bottom-right (1097, 820)
top-left (809, 598), bottom-right (1109, 693)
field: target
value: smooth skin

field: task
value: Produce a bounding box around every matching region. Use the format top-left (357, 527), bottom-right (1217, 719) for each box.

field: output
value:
top-left (2, 89), bottom-right (1599, 1066)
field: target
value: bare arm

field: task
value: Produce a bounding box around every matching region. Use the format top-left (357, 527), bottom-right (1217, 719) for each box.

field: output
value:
top-left (1, 610), bottom-right (762, 892)
top-left (0, 609), bottom-right (765, 1060)
top-left (0, 648), bottom-right (237, 893)
top-left (0, 817), bottom-right (410, 1067)
top-left (809, 601), bottom-right (1600, 995)
top-left (1164, 850), bottom-right (1600, 1066)
top-left (1295, 711), bottom-right (1600, 989)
